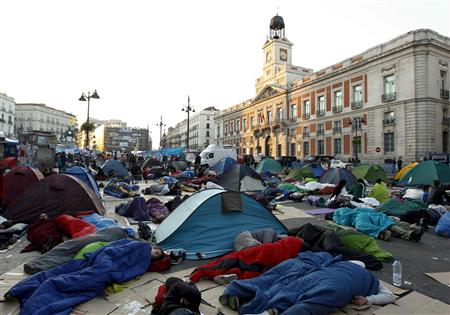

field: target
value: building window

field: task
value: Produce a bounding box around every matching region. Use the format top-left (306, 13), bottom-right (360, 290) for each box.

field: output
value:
top-left (224, 123), bottom-right (228, 135)
top-left (290, 143), bottom-right (296, 155)
top-left (206, 131), bottom-right (210, 137)
top-left (334, 138), bottom-right (342, 155)
top-left (303, 100), bottom-right (311, 119)
top-left (303, 142), bottom-right (310, 156)
top-left (317, 95), bottom-right (325, 116)
top-left (267, 110), bottom-right (272, 123)
top-left (291, 104), bottom-right (297, 120)
top-left (243, 118), bottom-right (247, 130)
top-left (302, 126), bottom-right (310, 139)
top-left (230, 122), bottom-right (234, 133)
top-left (317, 123), bottom-right (325, 136)
top-left (353, 136), bottom-right (362, 154)
top-left (206, 123), bottom-right (210, 129)
top-left (382, 75), bottom-right (396, 101)
top-left (443, 131), bottom-right (448, 153)
top-left (333, 90), bottom-right (343, 113)
top-left (333, 120), bottom-right (342, 134)
top-left (236, 120), bottom-right (240, 132)
top-left (352, 85), bottom-right (363, 108)
top-left (276, 108), bottom-right (282, 122)
top-left (277, 144), bottom-right (282, 157)
top-left (384, 132), bottom-right (395, 152)
top-left (250, 116), bottom-right (255, 128)
top-left (207, 116), bottom-right (210, 120)
top-left (383, 111), bottom-right (395, 125)
top-left (318, 140), bottom-right (325, 155)
top-left (441, 70), bottom-right (449, 99)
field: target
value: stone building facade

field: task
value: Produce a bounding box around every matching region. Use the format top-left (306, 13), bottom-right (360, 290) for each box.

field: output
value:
top-left (0, 93), bottom-right (15, 137)
top-left (214, 15), bottom-right (450, 163)
top-left (15, 103), bottom-right (76, 141)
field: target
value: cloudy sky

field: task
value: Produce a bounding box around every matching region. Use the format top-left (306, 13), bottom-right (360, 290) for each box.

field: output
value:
top-left (1, 0), bottom-right (448, 142)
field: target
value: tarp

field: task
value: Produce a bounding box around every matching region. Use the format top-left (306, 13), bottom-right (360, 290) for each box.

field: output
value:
top-left (255, 158), bottom-right (283, 174)
top-left (376, 198), bottom-right (426, 217)
top-left (398, 160), bottom-right (450, 186)
top-left (352, 164), bottom-right (387, 184)
top-left (214, 157), bottom-right (237, 175)
top-left (320, 168), bottom-right (357, 190)
top-left (3, 174), bottom-right (105, 223)
top-left (154, 189), bottom-right (287, 259)
top-left (101, 159), bottom-right (129, 178)
top-left (217, 164), bottom-right (264, 192)
top-left (3, 166), bottom-right (44, 209)
top-left (393, 162), bottom-right (419, 181)
top-left (65, 166), bottom-right (101, 198)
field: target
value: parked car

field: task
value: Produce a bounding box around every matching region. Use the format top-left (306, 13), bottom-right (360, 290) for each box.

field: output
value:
top-left (330, 159), bottom-right (348, 169)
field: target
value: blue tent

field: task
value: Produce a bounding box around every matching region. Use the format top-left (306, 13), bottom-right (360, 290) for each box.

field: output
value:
top-left (303, 163), bottom-right (325, 177)
top-left (154, 189), bottom-right (287, 259)
top-left (214, 157), bottom-right (237, 175)
top-left (65, 166), bottom-right (101, 198)
top-left (101, 159), bottom-right (129, 178)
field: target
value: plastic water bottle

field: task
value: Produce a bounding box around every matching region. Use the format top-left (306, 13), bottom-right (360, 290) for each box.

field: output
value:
top-left (392, 260), bottom-right (402, 287)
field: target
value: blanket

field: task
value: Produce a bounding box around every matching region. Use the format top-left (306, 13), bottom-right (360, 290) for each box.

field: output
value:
top-left (7, 239), bottom-right (151, 315)
top-left (0, 218), bottom-right (28, 250)
top-left (55, 215), bottom-right (96, 239)
top-left (190, 236), bottom-right (302, 282)
top-left (23, 227), bottom-right (127, 274)
top-left (289, 223), bottom-right (382, 270)
top-left (80, 213), bottom-right (135, 237)
top-left (21, 219), bottom-right (63, 253)
top-left (222, 251), bottom-right (379, 315)
top-left (333, 207), bottom-right (394, 238)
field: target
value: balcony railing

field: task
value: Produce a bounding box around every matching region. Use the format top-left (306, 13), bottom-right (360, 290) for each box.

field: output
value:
top-left (383, 118), bottom-right (396, 126)
top-left (351, 101), bottom-right (363, 109)
top-left (441, 89), bottom-right (450, 99)
top-left (0, 118), bottom-right (5, 123)
top-left (317, 129), bottom-right (325, 137)
top-left (382, 92), bottom-right (396, 102)
top-left (316, 109), bottom-right (326, 117)
top-left (7, 121), bottom-right (13, 125)
top-left (332, 106), bottom-right (343, 113)
top-left (333, 127), bottom-right (342, 134)
top-left (302, 113), bottom-right (311, 120)
top-left (302, 132), bottom-right (310, 138)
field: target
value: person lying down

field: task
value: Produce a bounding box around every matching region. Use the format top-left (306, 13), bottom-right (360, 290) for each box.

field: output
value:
top-left (219, 251), bottom-right (395, 315)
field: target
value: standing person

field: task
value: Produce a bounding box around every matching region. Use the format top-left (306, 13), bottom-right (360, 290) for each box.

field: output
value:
top-left (392, 157), bottom-right (396, 174)
top-left (61, 152), bottom-right (67, 169)
top-left (428, 180), bottom-right (450, 205)
top-left (194, 154), bottom-right (201, 176)
top-left (397, 157), bottom-right (403, 172)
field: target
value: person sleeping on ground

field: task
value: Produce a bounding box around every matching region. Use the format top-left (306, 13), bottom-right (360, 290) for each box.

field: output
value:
top-left (189, 233), bottom-right (303, 283)
top-left (6, 239), bottom-right (165, 315)
top-left (333, 207), bottom-right (425, 242)
top-left (219, 251), bottom-right (395, 315)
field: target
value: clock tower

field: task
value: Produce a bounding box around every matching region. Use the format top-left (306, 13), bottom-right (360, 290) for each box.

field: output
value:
top-left (256, 14), bottom-right (295, 93)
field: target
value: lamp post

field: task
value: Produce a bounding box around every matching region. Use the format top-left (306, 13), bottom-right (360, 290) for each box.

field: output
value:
top-left (182, 96), bottom-right (195, 151)
top-left (348, 117), bottom-right (366, 166)
top-left (156, 116), bottom-right (166, 149)
top-left (78, 90), bottom-right (100, 149)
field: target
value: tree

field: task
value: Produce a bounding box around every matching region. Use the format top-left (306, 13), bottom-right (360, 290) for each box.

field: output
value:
top-left (80, 122), bottom-right (95, 133)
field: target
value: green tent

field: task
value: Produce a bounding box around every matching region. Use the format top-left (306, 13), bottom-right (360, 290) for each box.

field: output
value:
top-left (286, 167), bottom-right (315, 181)
top-left (398, 160), bottom-right (450, 186)
top-left (255, 158), bottom-right (283, 174)
top-left (352, 164), bottom-right (387, 184)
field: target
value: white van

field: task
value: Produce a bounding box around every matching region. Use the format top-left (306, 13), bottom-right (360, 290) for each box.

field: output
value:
top-left (199, 144), bottom-right (237, 167)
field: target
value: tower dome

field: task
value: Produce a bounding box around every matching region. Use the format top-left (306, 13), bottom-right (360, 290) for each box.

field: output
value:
top-left (269, 14), bottom-right (285, 39)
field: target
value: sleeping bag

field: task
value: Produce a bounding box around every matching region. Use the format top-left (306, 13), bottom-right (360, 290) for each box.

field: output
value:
top-left (80, 213), bottom-right (135, 238)
top-left (115, 197), bottom-right (151, 221)
top-left (435, 212), bottom-right (450, 238)
top-left (146, 197), bottom-right (170, 223)
top-left (55, 215), bottom-right (96, 239)
top-left (190, 236), bottom-right (302, 282)
top-left (21, 219), bottom-right (63, 253)
top-left (222, 251), bottom-right (379, 315)
top-left (7, 239), bottom-right (151, 315)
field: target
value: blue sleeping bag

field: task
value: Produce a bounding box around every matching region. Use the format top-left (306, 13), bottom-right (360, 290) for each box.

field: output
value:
top-left (333, 207), bottom-right (394, 238)
top-left (81, 213), bottom-right (135, 238)
top-left (7, 239), bottom-right (151, 315)
top-left (223, 251), bottom-right (379, 315)
top-left (435, 212), bottom-right (450, 238)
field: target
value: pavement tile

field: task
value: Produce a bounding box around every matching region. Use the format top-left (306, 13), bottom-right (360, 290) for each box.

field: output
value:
top-left (0, 300), bottom-right (20, 315)
top-left (75, 297), bottom-right (118, 314)
top-left (133, 279), bottom-right (165, 304)
top-left (127, 272), bottom-right (167, 290)
top-left (199, 285), bottom-right (237, 315)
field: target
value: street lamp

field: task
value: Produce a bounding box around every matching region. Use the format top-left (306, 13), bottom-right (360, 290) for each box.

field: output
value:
top-left (78, 90), bottom-right (100, 149)
top-left (156, 116), bottom-right (166, 149)
top-left (181, 96), bottom-right (195, 150)
top-left (347, 116), bottom-right (366, 166)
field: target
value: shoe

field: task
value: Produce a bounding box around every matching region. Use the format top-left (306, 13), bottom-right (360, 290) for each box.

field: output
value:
top-left (218, 294), bottom-right (229, 306)
top-left (213, 274), bottom-right (238, 285)
top-left (138, 222), bottom-right (152, 240)
top-left (228, 295), bottom-right (240, 311)
top-left (409, 228), bottom-right (425, 242)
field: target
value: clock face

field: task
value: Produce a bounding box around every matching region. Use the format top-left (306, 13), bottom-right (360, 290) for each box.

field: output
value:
top-left (280, 49), bottom-right (288, 61)
top-left (266, 52), bottom-right (272, 63)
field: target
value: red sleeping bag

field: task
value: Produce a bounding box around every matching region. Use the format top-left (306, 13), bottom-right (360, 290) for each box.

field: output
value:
top-left (190, 236), bottom-right (303, 282)
top-left (55, 214), bottom-right (96, 239)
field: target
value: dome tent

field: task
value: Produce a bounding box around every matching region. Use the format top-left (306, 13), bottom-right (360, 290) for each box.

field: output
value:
top-left (393, 162), bottom-right (419, 181)
top-left (65, 166), bottom-right (100, 198)
top-left (3, 174), bottom-right (105, 223)
top-left (319, 168), bottom-right (357, 190)
top-left (214, 157), bottom-right (237, 175)
top-left (155, 189), bottom-right (287, 259)
top-left (3, 166), bottom-right (44, 209)
top-left (255, 158), bottom-right (283, 174)
top-left (217, 165), bottom-right (264, 192)
top-left (398, 160), bottom-right (450, 186)
top-left (352, 164), bottom-right (387, 184)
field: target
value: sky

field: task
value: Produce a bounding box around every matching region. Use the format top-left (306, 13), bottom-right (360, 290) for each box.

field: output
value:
top-left (1, 0), bottom-right (449, 143)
